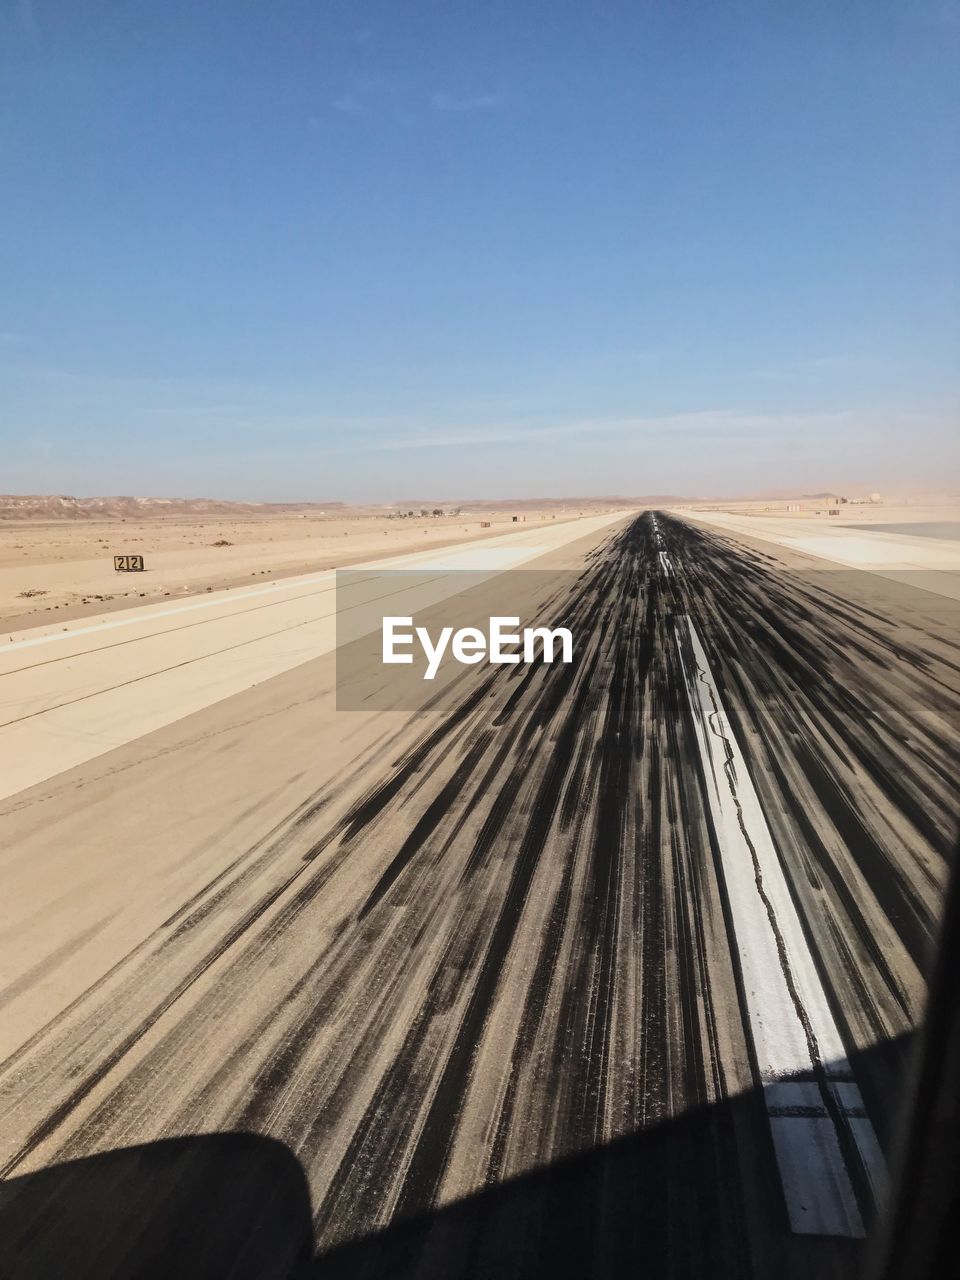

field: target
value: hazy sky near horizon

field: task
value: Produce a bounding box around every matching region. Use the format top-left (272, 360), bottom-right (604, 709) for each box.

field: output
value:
top-left (2, 1), bottom-right (958, 501)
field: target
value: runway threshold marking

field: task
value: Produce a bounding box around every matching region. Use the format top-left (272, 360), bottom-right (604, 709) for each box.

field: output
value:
top-left (677, 616), bottom-right (887, 1237)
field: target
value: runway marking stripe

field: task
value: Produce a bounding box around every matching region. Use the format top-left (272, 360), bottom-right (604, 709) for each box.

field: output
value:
top-left (677, 615), bottom-right (887, 1237)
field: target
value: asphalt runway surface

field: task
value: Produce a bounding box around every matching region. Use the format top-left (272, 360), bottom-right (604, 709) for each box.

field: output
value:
top-left (0, 513), bottom-right (956, 1278)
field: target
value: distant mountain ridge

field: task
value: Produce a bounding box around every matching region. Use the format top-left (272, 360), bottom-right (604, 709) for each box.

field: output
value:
top-left (0, 495), bottom-right (345, 521)
top-left (392, 495), bottom-right (694, 509)
top-left (0, 489), bottom-right (891, 521)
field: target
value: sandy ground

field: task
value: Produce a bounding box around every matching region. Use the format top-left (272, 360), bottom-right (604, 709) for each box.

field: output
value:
top-left (678, 497), bottom-right (960, 528)
top-left (0, 511), bottom-right (956, 1277)
top-left (0, 505), bottom-right (611, 630)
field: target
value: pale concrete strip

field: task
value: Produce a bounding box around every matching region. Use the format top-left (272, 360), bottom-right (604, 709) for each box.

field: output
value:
top-left (0, 513), bottom-right (628, 802)
top-left (677, 616), bottom-right (887, 1236)
top-left (681, 509), bottom-right (960, 572)
top-left (2, 572), bottom-right (336, 657)
top-left (0, 612), bottom-right (338, 800)
top-left (1, 518), bottom-right (580, 660)
top-left (0, 554), bottom-right (552, 731)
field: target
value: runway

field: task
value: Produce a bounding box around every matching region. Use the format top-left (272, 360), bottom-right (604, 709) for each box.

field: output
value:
top-left (0, 512), bottom-right (955, 1278)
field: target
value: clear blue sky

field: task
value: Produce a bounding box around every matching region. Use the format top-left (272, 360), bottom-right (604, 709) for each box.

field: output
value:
top-left (2, 1), bottom-right (958, 500)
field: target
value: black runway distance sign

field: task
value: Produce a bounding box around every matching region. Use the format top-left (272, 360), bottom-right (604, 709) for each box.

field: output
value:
top-left (113, 554), bottom-right (145, 572)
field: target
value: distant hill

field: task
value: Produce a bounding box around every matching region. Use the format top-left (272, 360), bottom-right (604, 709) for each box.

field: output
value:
top-left (390, 495), bottom-right (694, 510)
top-left (0, 495), bottom-right (345, 521)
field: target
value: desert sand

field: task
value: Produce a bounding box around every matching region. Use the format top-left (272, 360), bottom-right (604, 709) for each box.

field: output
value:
top-left (0, 503), bottom-right (616, 629)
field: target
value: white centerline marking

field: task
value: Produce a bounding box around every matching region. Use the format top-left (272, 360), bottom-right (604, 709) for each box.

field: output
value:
top-left (677, 616), bottom-right (887, 1237)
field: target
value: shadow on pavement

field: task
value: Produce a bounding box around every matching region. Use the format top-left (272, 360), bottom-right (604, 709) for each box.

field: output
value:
top-left (0, 1032), bottom-right (922, 1280)
top-left (0, 1132), bottom-right (312, 1280)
